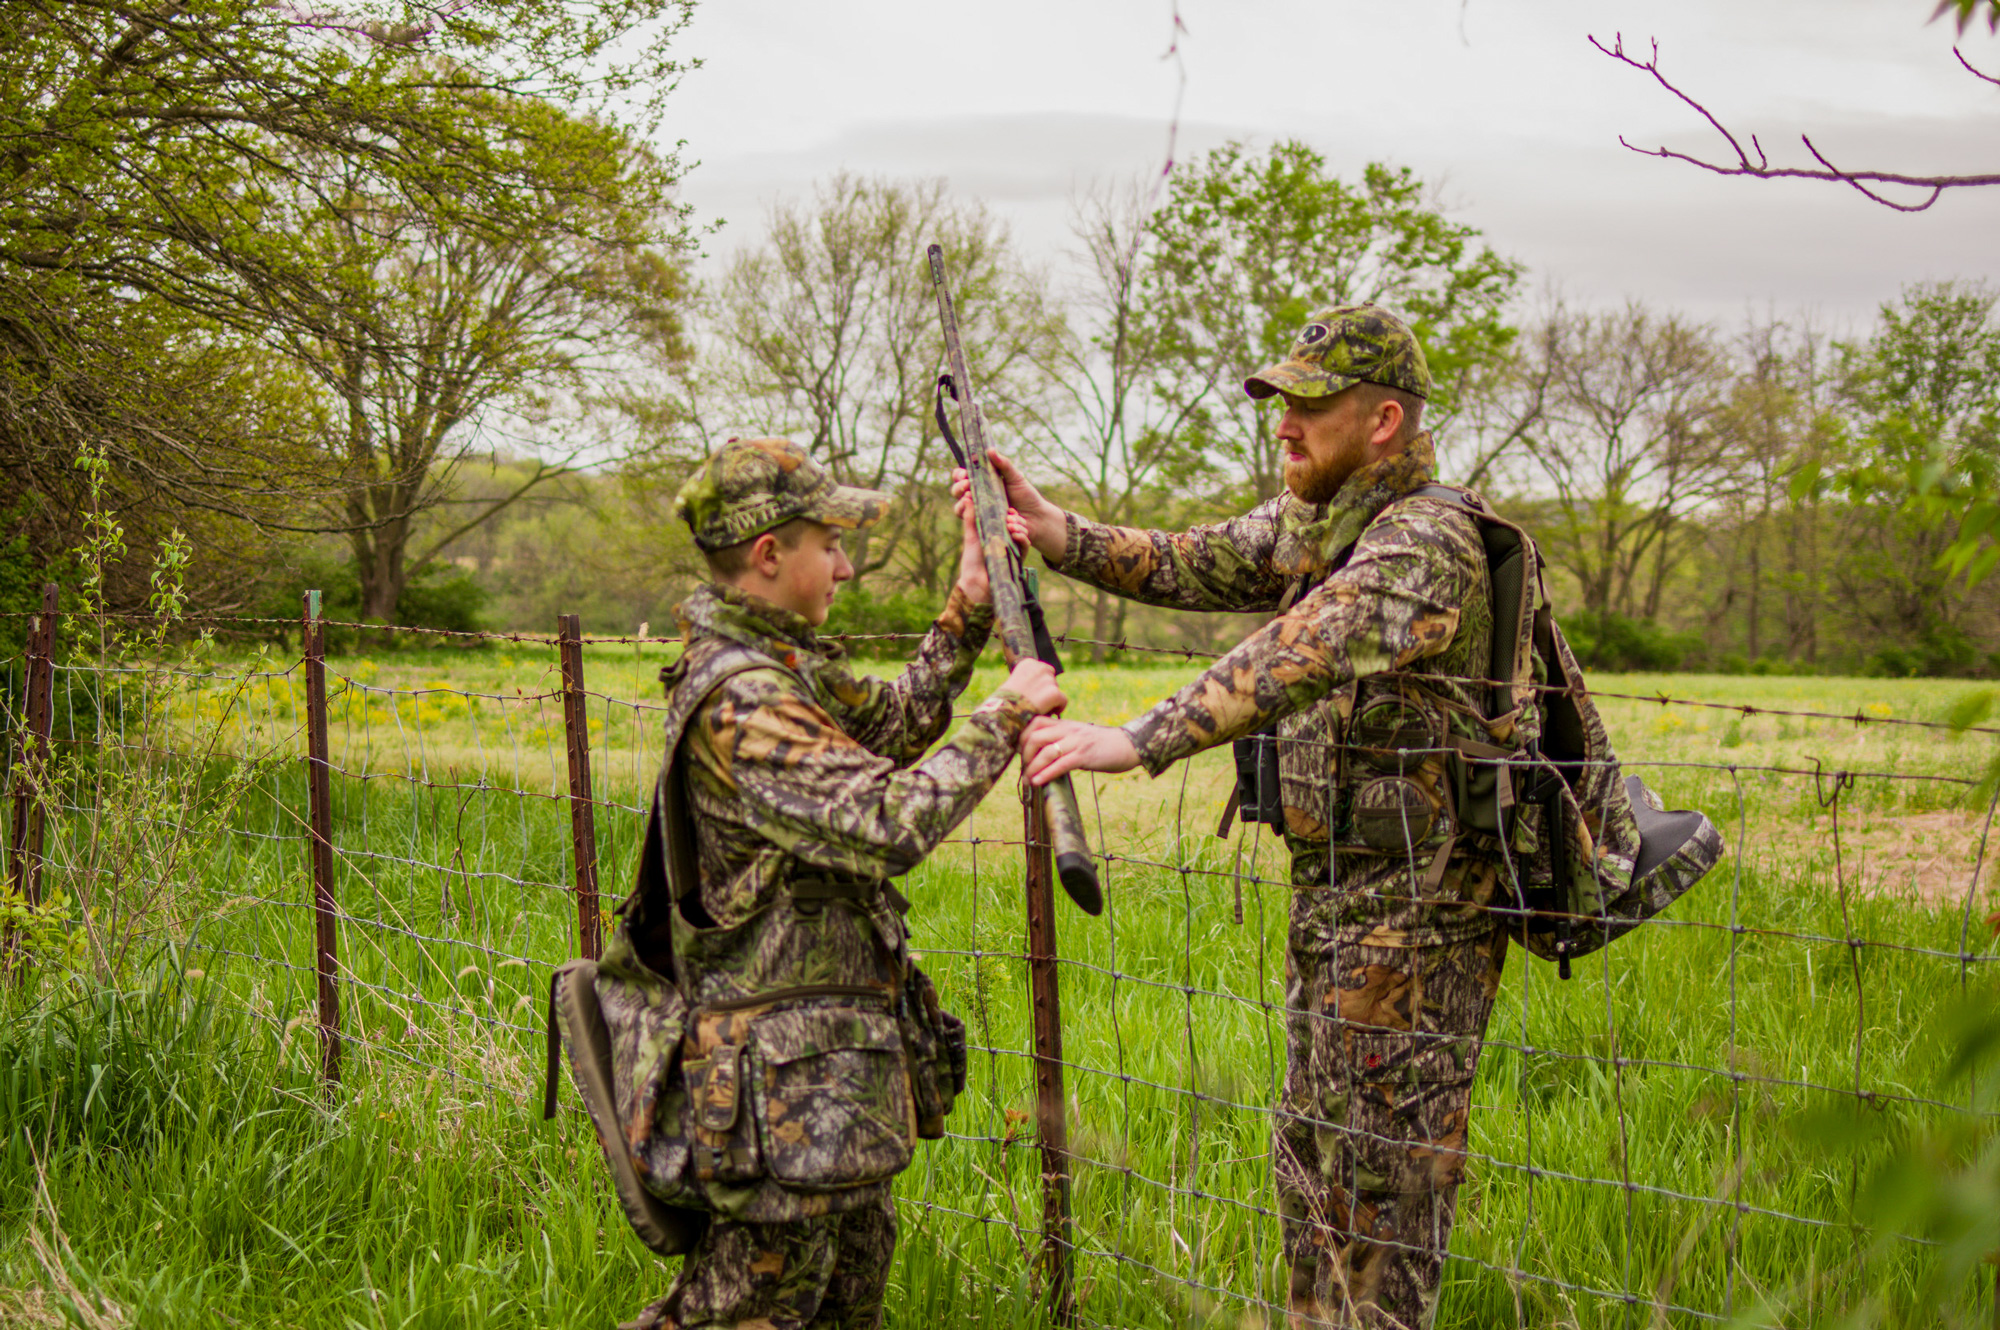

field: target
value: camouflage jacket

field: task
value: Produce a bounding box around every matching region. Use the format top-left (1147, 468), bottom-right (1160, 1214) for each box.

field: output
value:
top-left (665, 580), bottom-right (1032, 1005)
top-left (610, 581), bottom-right (1031, 1224)
top-left (1053, 436), bottom-right (1506, 945)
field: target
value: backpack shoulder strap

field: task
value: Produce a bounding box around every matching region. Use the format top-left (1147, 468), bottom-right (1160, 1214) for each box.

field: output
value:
top-left (1400, 485), bottom-right (1540, 720)
top-left (624, 645), bottom-right (798, 971)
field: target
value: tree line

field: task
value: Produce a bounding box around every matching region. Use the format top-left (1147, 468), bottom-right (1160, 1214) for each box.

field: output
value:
top-left (453, 152), bottom-right (1995, 679)
top-left (1, 5), bottom-right (1994, 676)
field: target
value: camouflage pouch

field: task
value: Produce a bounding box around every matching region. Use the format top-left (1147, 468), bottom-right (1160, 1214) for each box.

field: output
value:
top-left (1334, 692), bottom-right (1454, 858)
top-left (747, 1002), bottom-right (915, 1192)
top-left (543, 953), bottom-right (706, 1255)
top-left (684, 1005), bottom-right (766, 1186)
top-left (594, 945), bottom-right (702, 1207)
top-left (898, 965), bottom-right (967, 1139)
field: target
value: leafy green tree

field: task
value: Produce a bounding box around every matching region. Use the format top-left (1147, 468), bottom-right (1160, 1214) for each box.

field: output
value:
top-left (1818, 280), bottom-right (2000, 670)
top-left (1485, 301), bottom-right (1734, 636)
top-left (1703, 317), bottom-right (1837, 666)
top-left (0, 0), bottom-right (695, 615)
top-left (1005, 182), bottom-right (1211, 659)
top-left (1138, 141), bottom-right (1523, 503)
top-left (282, 93), bottom-right (691, 622)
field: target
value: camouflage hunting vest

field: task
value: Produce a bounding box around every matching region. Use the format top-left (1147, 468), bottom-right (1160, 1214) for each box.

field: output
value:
top-left (586, 629), bottom-right (963, 1225)
top-left (1246, 484), bottom-right (1722, 969)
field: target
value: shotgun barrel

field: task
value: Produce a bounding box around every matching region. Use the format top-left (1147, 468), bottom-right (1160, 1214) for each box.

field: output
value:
top-left (926, 243), bottom-right (1102, 916)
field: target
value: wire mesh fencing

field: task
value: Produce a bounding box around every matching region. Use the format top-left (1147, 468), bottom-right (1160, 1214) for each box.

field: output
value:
top-left (3, 586), bottom-right (1998, 1328)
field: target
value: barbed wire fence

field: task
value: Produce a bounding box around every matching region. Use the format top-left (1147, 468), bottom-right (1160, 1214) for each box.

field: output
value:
top-left (3, 585), bottom-right (1998, 1327)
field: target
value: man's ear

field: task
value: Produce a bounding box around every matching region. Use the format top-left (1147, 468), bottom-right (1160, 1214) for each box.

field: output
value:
top-left (1370, 398), bottom-right (1404, 450)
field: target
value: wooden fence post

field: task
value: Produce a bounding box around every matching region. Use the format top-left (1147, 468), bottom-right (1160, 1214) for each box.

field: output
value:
top-left (1024, 787), bottom-right (1077, 1326)
top-left (7, 583), bottom-right (58, 910)
top-left (302, 590), bottom-right (341, 1085)
top-left (558, 613), bottom-right (601, 960)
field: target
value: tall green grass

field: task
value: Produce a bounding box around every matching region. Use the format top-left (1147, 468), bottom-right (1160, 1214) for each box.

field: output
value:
top-left (2, 658), bottom-right (1996, 1327)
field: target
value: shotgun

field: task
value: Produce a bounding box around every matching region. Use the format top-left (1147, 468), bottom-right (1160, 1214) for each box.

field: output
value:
top-left (926, 242), bottom-right (1102, 916)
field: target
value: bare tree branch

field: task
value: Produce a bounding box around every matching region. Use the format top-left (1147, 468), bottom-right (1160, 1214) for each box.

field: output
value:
top-left (1960, 46), bottom-right (2000, 87)
top-left (1591, 32), bottom-right (2000, 213)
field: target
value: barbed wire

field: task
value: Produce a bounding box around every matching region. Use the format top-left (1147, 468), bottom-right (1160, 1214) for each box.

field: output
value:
top-left (12, 609), bottom-right (2000, 739)
top-left (6, 633), bottom-right (1997, 1328)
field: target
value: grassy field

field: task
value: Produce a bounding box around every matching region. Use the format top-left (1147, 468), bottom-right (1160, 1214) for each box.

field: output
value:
top-left (3, 647), bottom-right (1998, 1328)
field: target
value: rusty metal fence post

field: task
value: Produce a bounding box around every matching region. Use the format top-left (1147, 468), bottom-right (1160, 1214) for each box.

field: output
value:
top-left (7, 583), bottom-right (59, 912)
top-left (1024, 788), bottom-right (1077, 1326)
top-left (558, 613), bottom-right (601, 960)
top-left (302, 590), bottom-right (341, 1085)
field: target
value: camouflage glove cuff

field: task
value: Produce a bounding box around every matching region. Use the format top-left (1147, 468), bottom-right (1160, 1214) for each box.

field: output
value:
top-left (949, 585), bottom-right (996, 636)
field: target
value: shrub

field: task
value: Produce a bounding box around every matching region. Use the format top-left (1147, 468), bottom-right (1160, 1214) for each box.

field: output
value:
top-left (820, 581), bottom-right (940, 657)
top-left (1866, 624), bottom-right (1981, 678)
top-left (1565, 611), bottom-right (1703, 672)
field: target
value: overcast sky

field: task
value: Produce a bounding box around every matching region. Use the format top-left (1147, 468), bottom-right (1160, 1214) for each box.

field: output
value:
top-left (654, 0), bottom-right (2000, 330)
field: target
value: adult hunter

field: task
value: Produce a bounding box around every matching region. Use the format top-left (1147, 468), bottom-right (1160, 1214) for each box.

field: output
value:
top-left (979, 306), bottom-right (1508, 1329)
top-left (610, 437), bottom-right (1062, 1330)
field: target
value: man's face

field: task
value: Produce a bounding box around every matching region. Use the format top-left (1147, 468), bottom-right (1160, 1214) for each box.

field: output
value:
top-left (760, 521), bottom-right (853, 626)
top-left (1277, 387), bottom-right (1375, 504)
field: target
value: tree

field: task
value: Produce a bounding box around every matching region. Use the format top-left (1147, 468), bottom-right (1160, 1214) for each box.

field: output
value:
top-left (1493, 302), bottom-right (1733, 632)
top-left (280, 93), bottom-right (691, 622)
top-left (1000, 182), bottom-right (1211, 659)
top-left (0, 0), bottom-right (695, 613)
top-left (1137, 141), bottom-right (1523, 504)
top-left (708, 175), bottom-right (1064, 592)
top-left (1591, 12), bottom-right (1998, 212)
top-left (1814, 281), bottom-right (2000, 669)
top-left (1702, 317), bottom-right (1836, 664)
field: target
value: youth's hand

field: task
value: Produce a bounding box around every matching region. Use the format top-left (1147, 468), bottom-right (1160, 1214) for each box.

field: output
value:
top-left (949, 448), bottom-right (1067, 562)
top-left (1021, 717), bottom-right (1139, 784)
top-left (952, 494), bottom-right (1032, 604)
top-left (999, 660), bottom-right (1066, 716)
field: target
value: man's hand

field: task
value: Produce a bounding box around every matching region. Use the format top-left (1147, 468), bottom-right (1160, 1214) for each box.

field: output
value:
top-left (1000, 660), bottom-right (1066, 716)
top-left (952, 493), bottom-right (1031, 605)
top-left (1021, 716), bottom-right (1139, 784)
top-left (950, 448), bottom-right (1067, 564)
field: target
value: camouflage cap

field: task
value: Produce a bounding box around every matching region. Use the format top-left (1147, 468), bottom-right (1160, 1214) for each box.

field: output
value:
top-left (675, 438), bottom-right (890, 551)
top-left (1244, 304), bottom-right (1432, 402)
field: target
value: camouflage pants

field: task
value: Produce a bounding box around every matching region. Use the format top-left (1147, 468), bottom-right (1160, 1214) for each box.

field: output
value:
top-left (1274, 866), bottom-right (1509, 1330)
top-left (644, 1195), bottom-right (897, 1330)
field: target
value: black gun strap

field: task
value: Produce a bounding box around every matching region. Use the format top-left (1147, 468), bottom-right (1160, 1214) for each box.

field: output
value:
top-left (933, 375), bottom-right (970, 471)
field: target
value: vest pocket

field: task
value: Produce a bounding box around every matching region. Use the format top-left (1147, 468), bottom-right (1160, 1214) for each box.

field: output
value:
top-left (751, 1006), bottom-right (914, 1191)
top-left (684, 1045), bottom-right (763, 1184)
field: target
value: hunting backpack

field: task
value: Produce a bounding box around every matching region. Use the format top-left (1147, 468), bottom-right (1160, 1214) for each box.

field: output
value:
top-left (1227, 484), bottom-right (1725, 977)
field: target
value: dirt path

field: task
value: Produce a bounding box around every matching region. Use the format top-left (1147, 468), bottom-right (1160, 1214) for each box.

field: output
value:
top-left (1756, 810), bottom-right (2000, 909)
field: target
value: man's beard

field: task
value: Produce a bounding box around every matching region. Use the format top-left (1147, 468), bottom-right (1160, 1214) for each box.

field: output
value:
top-left (1284, 448), bottom-right (1350, 504)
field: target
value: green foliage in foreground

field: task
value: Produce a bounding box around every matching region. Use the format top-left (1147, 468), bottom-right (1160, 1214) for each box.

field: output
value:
top-left (3, 665), bottom-right (1998, 1327)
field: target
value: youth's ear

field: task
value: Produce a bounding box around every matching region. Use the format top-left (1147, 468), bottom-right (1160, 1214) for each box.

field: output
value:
top-left (749, 531), bottom-right (782, 577)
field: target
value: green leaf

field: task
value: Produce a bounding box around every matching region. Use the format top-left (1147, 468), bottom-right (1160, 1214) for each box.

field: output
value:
top-left (1967, 542), bottom-right (2000, 587)
top-left (1945, 690), bottom-right (1994, 732)
top-left (1960, 500), bottom-right (2000, 543)
top-left (1787, 460), bottom-right (1822, 502)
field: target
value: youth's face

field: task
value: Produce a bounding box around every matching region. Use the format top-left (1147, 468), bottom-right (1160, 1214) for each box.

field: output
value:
top-left (1277, 387), bottom-right (1374, 504)
top-left (768, 522), bottom-right (853, 626)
